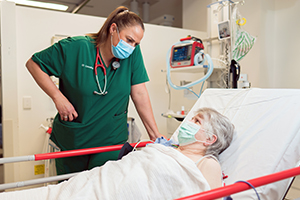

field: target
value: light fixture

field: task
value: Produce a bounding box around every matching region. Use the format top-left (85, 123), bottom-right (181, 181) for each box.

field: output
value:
top-left (7, 0), bottom-right (68, 11)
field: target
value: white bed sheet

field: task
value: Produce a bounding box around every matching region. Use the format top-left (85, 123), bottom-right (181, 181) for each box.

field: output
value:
top-left (0, 144), bottom-right (210, 200)
top-left (171, 88), bottom-right (300, 200)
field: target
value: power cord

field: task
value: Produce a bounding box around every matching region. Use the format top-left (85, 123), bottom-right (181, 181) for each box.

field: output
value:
top-left (223, 180), bottom-right (260, 200)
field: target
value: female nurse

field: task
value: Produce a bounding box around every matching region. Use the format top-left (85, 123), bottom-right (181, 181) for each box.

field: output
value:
top-left (25, 6), bottom-right (162, 175)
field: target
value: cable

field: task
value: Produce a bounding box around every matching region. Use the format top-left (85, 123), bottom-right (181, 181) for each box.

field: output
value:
top-left (186, 87), bottom-right (201, 98)
top-left (165, 75), bottom-right (171, 110)
top-left (210, 57), bottom-right (228, 88)
top-left (224, 42), bottom-right (230, 88)
top-left (236, 180), bottom-right (261, 200)
top-left (211, 57), bottom-right (227, 66)
top-left (223, 180), bottom-right (260, 200)
top-left (198, 81), bottom-right (205, 97)
top-left (132, 139), bottom-right (154, 151)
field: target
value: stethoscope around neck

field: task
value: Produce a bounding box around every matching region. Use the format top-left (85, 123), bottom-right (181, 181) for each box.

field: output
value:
top-left (93, 47), bottom-right (120, 96)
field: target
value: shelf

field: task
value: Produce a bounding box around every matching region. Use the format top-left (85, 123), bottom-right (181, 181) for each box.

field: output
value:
top-left (162, 113), bottom-right (186, 121)
top-left (162, 113), bottom-right (185, 118)
top-left (161, 65), bottom-right (225, 73)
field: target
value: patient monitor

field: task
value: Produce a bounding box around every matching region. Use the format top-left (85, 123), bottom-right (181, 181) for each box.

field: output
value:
top-left (170, 36), bottom-right (204, 68)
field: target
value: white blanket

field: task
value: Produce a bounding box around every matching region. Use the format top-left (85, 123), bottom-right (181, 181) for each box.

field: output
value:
top-left (0, 144), bottom-right (210, 200)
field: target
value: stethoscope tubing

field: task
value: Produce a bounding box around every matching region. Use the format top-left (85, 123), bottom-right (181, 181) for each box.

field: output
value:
top-left (94, 47), bottom-right (106, 75)
top-left (94, 47), bottom-right (107, 95)
top-left (93, 47), bottom-right (121, 95)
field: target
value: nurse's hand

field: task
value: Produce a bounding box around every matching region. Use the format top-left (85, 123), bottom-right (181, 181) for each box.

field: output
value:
top-left (53, 95), bottom-right (78, 121)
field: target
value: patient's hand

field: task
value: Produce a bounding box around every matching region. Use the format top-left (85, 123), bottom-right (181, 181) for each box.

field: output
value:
top-left (150, 133), bottom-right (167, 141)
top-left (156, 134), bottom-right (167, 140)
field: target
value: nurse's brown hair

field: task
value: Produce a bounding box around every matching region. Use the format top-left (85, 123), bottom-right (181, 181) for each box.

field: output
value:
top-left (89, 6), bottom-right (144, 47)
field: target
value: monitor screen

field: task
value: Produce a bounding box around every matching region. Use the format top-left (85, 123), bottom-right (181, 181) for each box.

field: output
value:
top-left (218, 21), bottom-right (230, 40)
top-left (172, 45), bottom-right (191, 62)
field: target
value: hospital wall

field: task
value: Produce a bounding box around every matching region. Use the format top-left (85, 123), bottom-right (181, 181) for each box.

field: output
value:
top-left (0, 2), bottom-right (205, 184)
top-left (228, 0), bottom-right (300, 88)
top-left (1, 0), bottom-right (300, 185)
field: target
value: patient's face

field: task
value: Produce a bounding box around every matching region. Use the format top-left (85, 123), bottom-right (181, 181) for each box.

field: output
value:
top-left (191, 113), bottom-right (204, 126)
top-left (191, 113), bottom-right (208, 141)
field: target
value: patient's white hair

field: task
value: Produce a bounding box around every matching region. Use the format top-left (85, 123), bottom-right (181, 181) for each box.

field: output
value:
top-left (196, 107), bottom-right (234, 158)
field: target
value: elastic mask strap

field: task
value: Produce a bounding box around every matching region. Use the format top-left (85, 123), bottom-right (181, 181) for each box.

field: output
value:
top-left (201, 127), bottom-right (215, 139)
top-left (116, 26), bottom-right (121, 41)
top-left (111, 26), bottom-right (121, 48)
top-left (196, 139), bottom-right (214, 145)
top-left (195, 129), bottom-right (216, 145)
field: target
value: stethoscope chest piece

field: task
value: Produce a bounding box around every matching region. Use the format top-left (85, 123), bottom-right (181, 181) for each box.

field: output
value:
top-left (93, 91), bottom-right (108, 95)
top-left (112, 60), bottom-right (120, 70)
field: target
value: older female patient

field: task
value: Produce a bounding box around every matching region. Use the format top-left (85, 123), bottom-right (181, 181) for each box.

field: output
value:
top-left (0, 107), bottom-right (234, 200)
top-left (175, 107), bottom-right (234, 190)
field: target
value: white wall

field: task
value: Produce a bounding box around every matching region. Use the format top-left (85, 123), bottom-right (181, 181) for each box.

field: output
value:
top-left (231, 0), bottom-right (300, 88)
top-left (0, 1), bottom-right (20, 184)
top-left (182, 0), bottom-right (212, 32)
top-left (235, 0), bottom-right (276, 88)
top-left (274, 0), bottom-right (300, 88)
top-left (1, 2), bottom-right (205, 183)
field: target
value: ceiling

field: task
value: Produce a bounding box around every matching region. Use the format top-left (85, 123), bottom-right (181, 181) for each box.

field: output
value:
top-left (33, 0), bottom-right (183, 28)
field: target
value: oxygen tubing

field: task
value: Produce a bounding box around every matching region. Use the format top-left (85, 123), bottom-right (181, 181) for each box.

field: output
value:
top-left (166, 40), bottom-right (214, 97)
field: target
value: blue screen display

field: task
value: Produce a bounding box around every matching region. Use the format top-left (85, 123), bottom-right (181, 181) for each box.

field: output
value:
top-left (172, 45), bottom-right (190, 61)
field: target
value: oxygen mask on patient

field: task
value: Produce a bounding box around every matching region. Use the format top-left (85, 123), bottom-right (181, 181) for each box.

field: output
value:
top-left (178, 120), bottom-right (214, 146)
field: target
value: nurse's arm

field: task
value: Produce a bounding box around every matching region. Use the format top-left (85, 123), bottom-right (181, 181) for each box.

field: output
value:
top-left (130, 83), bottom-right (162, 140)
top-left (25, 58), bottom-right (78, 121)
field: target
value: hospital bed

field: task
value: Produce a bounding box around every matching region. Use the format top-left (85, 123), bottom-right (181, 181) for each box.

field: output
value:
top-left (1, 88), bottom-right (300, 199)
top-left (171, 88), bottom-right (300, 199)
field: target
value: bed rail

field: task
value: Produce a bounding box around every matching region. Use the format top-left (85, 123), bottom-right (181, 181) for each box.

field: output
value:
top-left (0, 141), bottom-right (153, 190)
top-left (175, 165), bottom-right (300, 200)
top-left (0, 141), bottom-right (153, 164)
top-left (0, 173), bottom-right (79, 191)
top-left (1, 142), bottom-right (299, 200)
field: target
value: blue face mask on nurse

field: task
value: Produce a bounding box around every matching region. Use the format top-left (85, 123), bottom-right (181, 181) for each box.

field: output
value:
top-left (111, 25), bottom-right (135, 59)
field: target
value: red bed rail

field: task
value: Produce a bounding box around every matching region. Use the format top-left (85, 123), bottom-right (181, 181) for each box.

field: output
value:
top-left (175, 165), bottom-right (300, 200)
top-left (0, 141), bottom-right (153, 164)
top-left (0, 142), bottom-right (299, 199)
top-left (35, 141), bottom-right (152, 161)
top-left (36, 142), bottom-right (299, 200)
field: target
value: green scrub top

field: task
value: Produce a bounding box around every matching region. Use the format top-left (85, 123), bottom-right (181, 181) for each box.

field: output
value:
top-left (32, 36), bottom-right (149, 151)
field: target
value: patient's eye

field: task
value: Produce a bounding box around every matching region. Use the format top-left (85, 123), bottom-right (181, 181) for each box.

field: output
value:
top-left (192, 116), bottom-right (202, 125)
